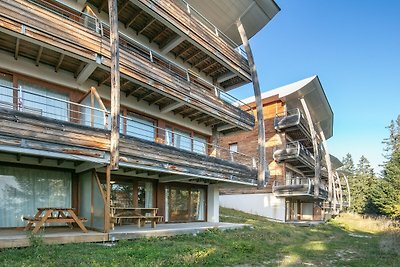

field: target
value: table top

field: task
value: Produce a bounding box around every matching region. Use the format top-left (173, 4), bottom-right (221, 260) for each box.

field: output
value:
top-left (37, 207), bottom-right (75, 211)
top-left (111, 207), bottom-right (158, 210)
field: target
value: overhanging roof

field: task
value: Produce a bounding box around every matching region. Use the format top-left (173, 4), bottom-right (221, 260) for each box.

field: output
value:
top-left (242, 76), bottom-right (334, 139)
top-left (185, 0), bottom-right (280, 45)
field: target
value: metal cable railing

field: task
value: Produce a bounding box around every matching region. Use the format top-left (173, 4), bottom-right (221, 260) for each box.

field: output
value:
top-left (0, 85), bottom-right (256, 167)
top-left (25, 0), bottom-right (252, 113)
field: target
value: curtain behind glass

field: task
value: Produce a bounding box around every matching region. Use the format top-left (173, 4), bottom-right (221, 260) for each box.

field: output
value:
top-left (19, 81), bottom-right (69, 121)
top-left (0, 73), bottom-right (13, 107)
top-left (0, 166), bottom-right (71, 227)
top-left (125, 115), bottom-right (155, 142)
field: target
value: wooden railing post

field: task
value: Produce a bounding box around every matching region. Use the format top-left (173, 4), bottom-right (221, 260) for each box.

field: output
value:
top-left (237, 19), bottom-right (267, 189)
top-left (108, 0), bottom-right (120, 170)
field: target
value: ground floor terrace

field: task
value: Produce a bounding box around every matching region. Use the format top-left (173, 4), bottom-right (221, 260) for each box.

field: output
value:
top-left (0, 222), bottom-right (248, 249)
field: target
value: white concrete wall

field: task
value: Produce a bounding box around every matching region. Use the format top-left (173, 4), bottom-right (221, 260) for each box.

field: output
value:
top-left (207, 185), bottom-right (219, 223)
top-left (220, 193), bottom-right (286, 222)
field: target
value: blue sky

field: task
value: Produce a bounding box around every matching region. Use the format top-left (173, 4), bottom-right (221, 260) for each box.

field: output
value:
top-left (231, 0), bottom-right (400, 174)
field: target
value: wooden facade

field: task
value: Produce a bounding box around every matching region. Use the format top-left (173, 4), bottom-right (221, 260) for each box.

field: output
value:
top-left (0, 0), bottom-right (269, 234)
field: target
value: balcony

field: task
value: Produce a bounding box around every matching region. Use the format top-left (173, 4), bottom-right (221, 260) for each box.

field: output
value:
top-left (0, 0), bottom-right (254, 132)
top-left (0, 85), bottom-right (257, 185)
top-left (274, 108), bottom-right (312, 150)
top-left (87, 0), bottom-right (251, 89)
top-left (272, 177), bottom-right (328, 200)
top-left (273, 141), bottom-right (315, 176)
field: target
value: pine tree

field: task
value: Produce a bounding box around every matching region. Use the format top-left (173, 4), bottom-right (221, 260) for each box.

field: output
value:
top-left (341, 153), bottom-right (355, 174)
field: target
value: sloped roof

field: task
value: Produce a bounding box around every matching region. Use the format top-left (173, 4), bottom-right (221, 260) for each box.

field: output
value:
top-left (243, 76), bottom-right (334, 139)
top-left (185, 0), bottom-right (280, 45)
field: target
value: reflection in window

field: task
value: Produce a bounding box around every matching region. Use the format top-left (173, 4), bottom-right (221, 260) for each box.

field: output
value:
top-left (193, 135), bottom-right (207, 155)
top-left (0, 73), bottom-right (13, 108)
top-left (124, 114), bottom-right (155, 142)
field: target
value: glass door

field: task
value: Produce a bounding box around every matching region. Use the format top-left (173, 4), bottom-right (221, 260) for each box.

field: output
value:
top-left (166, 186), bottom-right (206, 222)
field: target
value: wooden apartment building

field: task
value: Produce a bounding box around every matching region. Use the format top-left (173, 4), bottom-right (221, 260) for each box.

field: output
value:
top-left (0, 0), bottom-right (280, 232)
top-left (220, 76), bottom-right (348, 222)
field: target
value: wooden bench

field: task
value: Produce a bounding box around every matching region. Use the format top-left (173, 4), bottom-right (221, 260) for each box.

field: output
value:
top-left (110, 207), bottom-right (163, 229)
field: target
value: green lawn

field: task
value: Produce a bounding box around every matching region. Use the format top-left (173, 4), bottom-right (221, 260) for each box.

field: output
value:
top-left (1, 208), bottom-right (399, 266)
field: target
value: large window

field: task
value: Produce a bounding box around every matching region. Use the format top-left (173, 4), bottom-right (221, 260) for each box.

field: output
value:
top-left (109, 180), bottom-right (153, 208)
top-left (0, 166), bottom-right (71, 227)
top-left (124, 113), bottom-right (155, 142)
top-left (0, 73), bottom-right (13, 108)
top-left (19, 81), bottom-right (69, 121)
top-left (165, 127), bottom-right (208, 155)
top-left (165, 185), bottom-right (206, 222)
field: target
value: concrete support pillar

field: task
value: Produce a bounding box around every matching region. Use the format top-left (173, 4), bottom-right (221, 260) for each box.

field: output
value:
top-left (207, 184), bottom-right (219, 223)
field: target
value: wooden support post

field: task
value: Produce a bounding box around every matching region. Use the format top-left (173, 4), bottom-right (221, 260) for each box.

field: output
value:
top-left (342, 173), bottom-right (351, 208)
top-left (237, 19), bottom-right (266, 189)
top-left (318, 127), bottom-right (333, 204)
top-left (105, 165), bottom-right (111, 232)
top-left (108, 0), bottom-right (120, 170)
top-left (300, 97), bottom-right (320, 198)
top-left (335, 171), bottom-right (343, 211)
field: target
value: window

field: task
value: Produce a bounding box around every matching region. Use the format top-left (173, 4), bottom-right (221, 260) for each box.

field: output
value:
top-left (19, 81), bottom-right (69, 121)
top-left (124, 113), bottom-right (155, 142)
top-left (229, 143), bottom-right (238, 153)
top-left (0, 73), bottom-right (13, 108)
top-left (81, 94), bottom-right (110, 129)
top-left (165, 126), bottom-right (208, 155)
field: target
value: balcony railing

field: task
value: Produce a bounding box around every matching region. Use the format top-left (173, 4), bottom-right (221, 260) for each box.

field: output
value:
top-left (174, 0), bottom-right (247, 59)
top-left (274, 108), bottom-right (311, 139)
top-left (273, 177), bottom-right (328, 199)
top-left (25, 0), bottom-right (251, 113)
top-left (0, 85), bottom-right (255, 168)
top-left (273, 141), bottom-right (314, 168)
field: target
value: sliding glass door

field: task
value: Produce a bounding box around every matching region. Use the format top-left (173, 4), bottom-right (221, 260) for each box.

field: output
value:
top-left (165, 185), bottom-right (206, 222)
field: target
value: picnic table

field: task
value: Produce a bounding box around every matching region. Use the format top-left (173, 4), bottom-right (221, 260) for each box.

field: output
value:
top-left (110, 207), bottom-right (163, 229)
top-left (23, 207), bottom-right (88, 234)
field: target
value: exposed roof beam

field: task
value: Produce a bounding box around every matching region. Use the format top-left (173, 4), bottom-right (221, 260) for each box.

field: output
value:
top-left (160, 101), bottom-right (184, 114)
top-left (138, 18), bottom-right (156, 35)
top-left (205, 119), bottom-right (222, 127)
top-left (207, 66), bottom-right (222, 77)
top-left (98, 74), bottom-right (111, 86)
top-left (184, 49), bottom-right (202, 64)
top-left (217, 124), bottom-right (236, 132)
top-left (57, 159), bottom-right (65, 166)
top-left (158, 175), bottom-right (192, 183)
top-left (160, 36), bottom-right (185, 55)
top-left (198, 116), bottom-right (215, 125)
top-left (176, 45), bottom-right (193, 59)
top-left (121, 80), bottom-right (130, 88)
top-left (217, 72), bottom-right (236, 83)
top-left (199, 61), bottom-right (218, 73)
top-left (14, 38), bottom-right (20, 60)
top-left (194, 55), bottom-right (209, 68)
top-left (75, 162), bottom-right (105, 173)
top-left (191, 113), bottom-right (209, 122)
top-left (136, 90), bottom-right (153, 101)
top-left (125, 86), bottom-right (143, 97)
top-left (118, 0), bottom-right (130, 15)
top-left (35, 46), bottom-right (43, 66)
top-left (77, 62), bottom-right (98, 84)
top-left (55, 53), bottom-right (65, 72)
top-left (150, 27), bottom-right (167, 43)
top-left (98, 0), bottom-right (107, 13)
top-left (148, 95), bottom-right (168, 106)
top-left (125, 10), bottom-right (143, 29)
top-left (182, 109), bottom-right (201, 118)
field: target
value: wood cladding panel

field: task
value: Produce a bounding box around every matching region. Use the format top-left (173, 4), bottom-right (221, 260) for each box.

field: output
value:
top-left (0, 0), bottom-right (254, 130)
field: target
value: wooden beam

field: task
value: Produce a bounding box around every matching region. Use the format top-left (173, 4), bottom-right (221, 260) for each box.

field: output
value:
top-left (99, 74), bottom-right (111, 86)
top-left (138, 18), bottom-right (156, 35)
top-left (183, 49), bottom-right (201, 63)
top-left (121, 80), bottom-right (130, 88)
top-left (118, 0), bottom-right (130, 15)
top-left (14, 38), bottom-right (20, 60)
top-left (176, 45), bottom-right (193, 59)
top-left (109, 0), bottom-right (121, 170)
top-left (217, 72), bottom-right (236, 83)
top-left (189, 112), bottom-right (207, 121)
top-left (77, 62), bottom-right (98, 84)
top-left (182, 109), bottom-right (201, 118)
top-left (38, 157), bottom-right (45, 164)
top-left (98, 0), bottom-right (107, 13)
top-left (207, 66), bottom-right (222, 77)
top-left (148, 95), bottom-right (167, 106)
top-left (237, 19), bottom-right (266, 190)
top-left (160, 101), bottom-right (184, 114)
top-left (35, 46), bottom-right (43, 66)
top-left (194, 55), bottom-right (209, 68)
top-left (205, 119), bottom-right (221, 127)
top-left (199, 61), bottom-right (218, 73)
top-left (318, 126), bottom-right (333, 204)
top-left (136, 90), bottom-right (153, 102)
top-left (150, 27), bottom-right (167, 43)
top-left (104, 165), bottom-right (111, 232)
top-left (160, 35), bottom-right (184, 54)
top-left (125, 86), bottom-right (143, 97)
top-left (196, 115), bottom-right (213, 124)
top-left (55, 53), bottom-right (65, 72)
top-left (125, 10), bottom-right (143, 29)
top-left (300, 97), bottom-right (320, 198)
top-left (75, 62), bottom-right (86, 78)
top-left (57, 159), bottom-right (65, 166)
